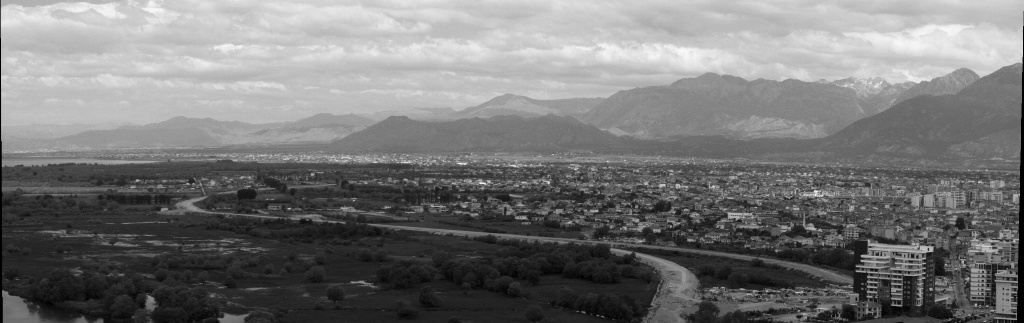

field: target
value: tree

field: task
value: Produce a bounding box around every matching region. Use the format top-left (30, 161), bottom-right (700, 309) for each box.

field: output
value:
top-left (245, 310), bottom-right (279, 323)
top-left (715, 267), bottom-right (734, 280)
top-left (841, 305), bottom-right (857, 322)
top-left (419, 286), bottom-right (443, 307)
top-left (133, 309), bottom-right (152, 323)
top-left (306, 266), bottom-right (327, 283)
top-left (955, 218), bottom-right (966, 231)
top-left (928, 306), bottom-right (954, 320)
top-left (507, 282), bottom-right (524, 298)
top-left (692, 301), bottom-right (721, 323)
top-left (934, 257), bottom-right (947, 276)
top-left (525, 305), bottom-right (545, 323)
top-left (110, 295), bottom-right (140, 320)
top-left (151, 307), bottom-right (189, 323)
top-left (3, 267), bottom-right (19, 280)
top-left (396, 300), bottom-right (420, 320)
top-left (593, 226), bottom-right (611, 239)
top-left (237, 189), bottom-right (258, 200)
top-left (197, 271), bottom-right (209, 283)
top-left (326, 285), bottom-right (346, 303)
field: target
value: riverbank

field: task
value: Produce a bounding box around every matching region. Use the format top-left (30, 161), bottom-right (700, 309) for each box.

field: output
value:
top-left (3, 281), bottom-right (110, 318)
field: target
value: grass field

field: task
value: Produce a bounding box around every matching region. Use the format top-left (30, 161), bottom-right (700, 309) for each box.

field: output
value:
top-left (1, 213), bottom-right (655, 322)
top-left (659, 253), bottom-right (830, 290)
top-left (389, 216), bottom-right (586, 240)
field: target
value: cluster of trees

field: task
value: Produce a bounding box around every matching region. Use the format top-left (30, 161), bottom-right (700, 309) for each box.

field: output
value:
top-left (689, 301), bottom-right (750, 323)
top-left (205, 218), bottom-right (398, 245)
top-left (99, 194), bottom-right (181, 205)
top-left (376, 260), bottom-right (440, 290)
top-left (429, 238), bottom-right (653, 301)
top-left (2, 193), bottom-right (124, 217)
top-left (552, 287), bottom-right (646, 322)
top-left (19, 269), bottom-right (174, 322)
top-left (775, 248), bottom-right (856, 271)
top-left (694, 265), bottom-right (795, 289)
top-left (262, 178), bottom-right (289, 194)
top-left (151, 253), bottom-right (263, 271)
top-left (150, 286), bottom-right (223, 323)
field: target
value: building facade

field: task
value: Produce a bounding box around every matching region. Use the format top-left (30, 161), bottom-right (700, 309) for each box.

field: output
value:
top-left (854, 241), bottom-right (936, 317)
top-left (994, 269), bottom-right (1017, 323)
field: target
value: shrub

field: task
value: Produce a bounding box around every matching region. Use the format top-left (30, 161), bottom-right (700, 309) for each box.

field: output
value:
top-left (315, 253), bottom-right (327, 265)
top-left (373, 250), bottom-right (389, 262)
top-left (197, 271), bottom-right (209, 283)
top-left (110, 295), bottom-right (140, 320)
top-left (21, 248), bottom-right (32, 256)
top-left (132, 309), bottom-right (152, 323)
top-left (3, 267), bottom-right (20, 280)
top-left (507, 282), bottom-right (524, 298)
top-left (263, 265), bottom-right (275, 275)
top-left (228, 266), bottom-right (246, 279)
top-left (224, 276), bottom-right (238, 289)
top-left (525, 305), bottom-right (545, 323)
top-left (396, 300), bottom-right (419, 320)
top-left (306, 266), bottom-right (326, 283)
top-left (419, 286), bottom-right (443, 308)
top-left (326, 285), bottom-right (346, 303)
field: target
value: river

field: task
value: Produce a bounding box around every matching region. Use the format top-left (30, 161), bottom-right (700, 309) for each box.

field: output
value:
top-left (2, 291), bottom-right (245, 323)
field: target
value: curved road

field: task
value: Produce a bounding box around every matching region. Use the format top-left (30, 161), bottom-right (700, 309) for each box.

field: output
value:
top-left (166, 196), bottom-right (851, 323)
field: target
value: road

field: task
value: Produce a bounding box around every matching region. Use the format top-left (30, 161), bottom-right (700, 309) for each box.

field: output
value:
top-left (167, 196), bottom-right (854, 323)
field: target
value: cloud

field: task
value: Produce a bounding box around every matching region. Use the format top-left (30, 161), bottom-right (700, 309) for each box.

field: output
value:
top-left (1, 0), bottom-right (1020, 125)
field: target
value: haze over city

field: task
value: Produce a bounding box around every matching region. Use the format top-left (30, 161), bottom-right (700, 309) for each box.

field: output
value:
top-left (2, 0), bottom-right (1022, 125)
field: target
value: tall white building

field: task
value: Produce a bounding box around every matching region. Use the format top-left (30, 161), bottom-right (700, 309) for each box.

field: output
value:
top-left (969, 240), bottom-right (1019, 306)
top-left (854, 242), bottom-right (935, 317)
top-left (994, 269), bottom-right (1017, 323)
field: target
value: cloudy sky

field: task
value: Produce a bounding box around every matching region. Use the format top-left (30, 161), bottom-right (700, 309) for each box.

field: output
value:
top-left (2, 0), bottom-right (1021, 125)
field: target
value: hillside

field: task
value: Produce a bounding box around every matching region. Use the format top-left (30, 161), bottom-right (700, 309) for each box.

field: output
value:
top-left (583, 73), bottom-right (870, 139)
top-left (330, 115), bottom-right (626, 153)
top-left (816, 63), bottom-right (1021, 160)
top-left (3, 114), bottom-right (374, 151)
top-left (458, 94), bottom-right (604, 119)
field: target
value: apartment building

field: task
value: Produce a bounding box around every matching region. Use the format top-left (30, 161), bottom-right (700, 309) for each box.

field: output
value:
top-left (994, 269), bottom-right (1017, 323)
top-left (971, 263), bottom-right (1015, 306)
top-left (853, 241), bottom-right (936, 317)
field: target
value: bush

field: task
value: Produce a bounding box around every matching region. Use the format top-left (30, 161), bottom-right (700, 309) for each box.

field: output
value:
top-left (244, 310), bottom-right (280, 323)
top-left (315, 254), bottom-right (327, 265)
top-left (133, 309), bottom-right (152, 323)
top-left (197, 271), bottom-right (210, 283)
top-left (21, 248), bottom-right (32, 256)
top-left (396, 300), bottom-right (420, 320)
top-left (327, 285), bottom-right (346, 303)
top-left (306, 266), bottom-right (327, 283)
top-left (507, 282), bottom-right (524, 298)
top-left (228, 266), bottom-right (247, 279)
top-left (3, 267), bottom-right (19, 280)
top-left (110, 295), bottom-right (140, 320)
top-left (374, 250), bottom-right (389, 262)
top-left (224, 276), bottom-right (238, 289)
top-left (525, 305), bottom-right (545, 323)
top-left (419, 287), bottom-right (443, 307)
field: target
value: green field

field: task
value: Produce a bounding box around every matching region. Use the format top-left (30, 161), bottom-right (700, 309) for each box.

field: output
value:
top-left (1, 213), bottom-right (655, 322)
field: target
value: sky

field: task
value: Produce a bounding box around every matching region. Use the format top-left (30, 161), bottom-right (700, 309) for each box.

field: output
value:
top-left (1, 0), bottom-right (1022, 126)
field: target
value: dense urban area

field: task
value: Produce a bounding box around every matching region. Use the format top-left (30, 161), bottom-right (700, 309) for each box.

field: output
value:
top-left (1, 154), bottom-right (1018, 323)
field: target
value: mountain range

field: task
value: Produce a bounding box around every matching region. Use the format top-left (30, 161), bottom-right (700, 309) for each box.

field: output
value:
top-left (582, 68), bottom-right (980, 140)
top-left (3, 64), bottom-right (1018, 165)
top-left (816, 63), bottom-right (1021, 160)
top-left (1, 113), bottom-right (378, 151)
top-left (330, 115), bottom-right (626, 153)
